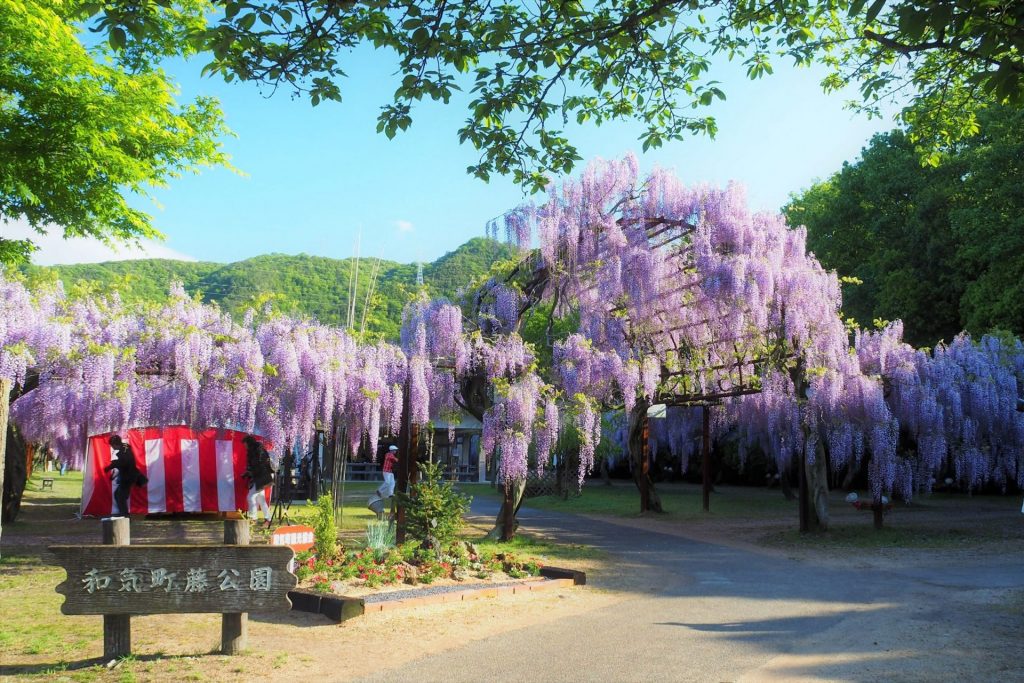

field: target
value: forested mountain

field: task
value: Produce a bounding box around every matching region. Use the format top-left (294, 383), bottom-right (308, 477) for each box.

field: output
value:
top-left (20, 237), bottom-right (515, 340)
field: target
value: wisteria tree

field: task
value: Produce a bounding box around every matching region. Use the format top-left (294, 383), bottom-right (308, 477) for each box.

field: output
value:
top-left (4, 153), bottom-right (1023, 542)
top-left (852, 323), bottom-right (1024, 524)
top-left (400, 288), bottom-right (559, 540)
top-left (2, 276), bottom-right (408, 485)
top-left (0, 273), bottom-right (50, 548)
top-left (482, 156), bottom-right (850, 523)
top-left (478, 156), bottom-right (1024, 531)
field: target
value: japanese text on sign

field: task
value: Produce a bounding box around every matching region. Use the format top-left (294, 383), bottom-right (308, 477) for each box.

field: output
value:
top-left (82, 567), bottom-right (273, 594)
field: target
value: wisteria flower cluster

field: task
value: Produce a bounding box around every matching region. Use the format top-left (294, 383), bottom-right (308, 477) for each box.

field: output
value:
top-left (3, 276), bottom-right (407, 468)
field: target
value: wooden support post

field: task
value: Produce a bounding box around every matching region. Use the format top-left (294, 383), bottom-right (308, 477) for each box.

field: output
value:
top-left (0, 378), bottom-right (10, 561)
top-left (640, 414), bottom-right (650, 513)
top-left (396, 380), bottom-right (421, 543)
top-left (701, 405), bottom-right (711, 513)
top-left (798, 443), bottom-right (810, 533)
top-left (222, 519), bottom-right (249, 655)
top-left (872, 503), bottom-right (884, 530)
top-left (101, 517), bottom-right (131, 660)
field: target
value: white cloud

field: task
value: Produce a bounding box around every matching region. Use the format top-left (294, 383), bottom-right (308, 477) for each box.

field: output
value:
top-left (394, 219), bottom-right (414, 233)
top-left (2, 219), bottom-right (197, 265)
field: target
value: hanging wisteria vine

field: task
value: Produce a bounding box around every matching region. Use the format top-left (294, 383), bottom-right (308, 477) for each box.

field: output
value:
top-left (2, 276), bottom-right (407, 468)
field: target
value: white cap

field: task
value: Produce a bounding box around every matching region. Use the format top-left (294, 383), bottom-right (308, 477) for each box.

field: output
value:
top-left (388, 445), bottom-right (398, 451)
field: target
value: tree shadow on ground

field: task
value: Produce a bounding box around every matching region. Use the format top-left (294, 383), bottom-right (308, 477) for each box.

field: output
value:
top-left (0, 650), bottom-right (217, 677)
top-left (657, 614), bottom-right (847, 634)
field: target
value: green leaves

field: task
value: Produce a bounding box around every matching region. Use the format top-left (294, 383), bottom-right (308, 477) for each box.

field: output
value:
top-left (864, 0), bottom-right (887, 24)
top-left (48, 0), bottom-right (1024, 195)
top-left (237, 11), bottom-right (256, 31)
top-left (397, 462), bottom-right (471, 550)
top-left (785, 105), bottom-right (1024, 345)
top-left (109, 26), bottom-right (126, 51)
top-left (0, 0), bottom-right (229, 266)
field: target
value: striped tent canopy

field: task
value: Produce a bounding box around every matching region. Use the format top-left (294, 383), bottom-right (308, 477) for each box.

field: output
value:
top-left (82, 426), bottom-right (271, 517)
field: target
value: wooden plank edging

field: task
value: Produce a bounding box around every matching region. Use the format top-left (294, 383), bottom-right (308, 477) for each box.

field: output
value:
top-left (539, 565), bottom-right (587, 585)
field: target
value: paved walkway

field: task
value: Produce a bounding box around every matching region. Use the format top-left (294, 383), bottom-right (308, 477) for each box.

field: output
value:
top-left (357, 498), bottom-right (1024, 682)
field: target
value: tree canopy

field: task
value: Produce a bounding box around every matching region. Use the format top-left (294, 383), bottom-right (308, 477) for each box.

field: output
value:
top-left (786, 104), bottom-right (1024, 347)
top-left (77, 0), bottom-right (1024, 190)
top-left (0, 0), bottom-right (229, 265)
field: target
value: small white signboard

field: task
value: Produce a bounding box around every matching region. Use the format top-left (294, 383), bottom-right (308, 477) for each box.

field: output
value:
top-left (646, 404), bottom-right (667, 419)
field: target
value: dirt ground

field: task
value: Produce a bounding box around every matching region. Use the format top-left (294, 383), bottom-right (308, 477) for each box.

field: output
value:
top-left (0, 478), bottom-right (617, 683)
top-left (1, 579), bottom-right (620, 682)
top-left (2, 477), bottom-right (1022, 682)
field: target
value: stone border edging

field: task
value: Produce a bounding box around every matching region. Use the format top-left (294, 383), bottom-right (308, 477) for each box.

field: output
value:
top-left (288, 566), bottom-right (585, 623)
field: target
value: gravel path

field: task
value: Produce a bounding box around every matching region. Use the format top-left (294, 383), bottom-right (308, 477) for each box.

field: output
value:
top-left (353, 496), bottom-right (1024, 682)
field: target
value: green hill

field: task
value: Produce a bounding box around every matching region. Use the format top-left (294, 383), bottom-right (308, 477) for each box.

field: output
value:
top-left (21, 237), bottom-right (516, 341)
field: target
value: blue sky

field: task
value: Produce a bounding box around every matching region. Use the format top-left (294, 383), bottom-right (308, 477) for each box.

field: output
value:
top-left (33, 45), bottom-right (898, 265)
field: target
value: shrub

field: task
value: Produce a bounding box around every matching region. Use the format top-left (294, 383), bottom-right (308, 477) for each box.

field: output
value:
top-left (312, 494), bottom-right (338, 561)
top-left (365, 520), bottom-right (396, 559)
top-left (397, 462), bottom-right (471, 552)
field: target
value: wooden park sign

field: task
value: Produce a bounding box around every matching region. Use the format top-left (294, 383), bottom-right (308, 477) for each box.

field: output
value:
top-left (50, 545), bottom-right (295, 615)
top-left (50, 518), bottom-right (296, 659)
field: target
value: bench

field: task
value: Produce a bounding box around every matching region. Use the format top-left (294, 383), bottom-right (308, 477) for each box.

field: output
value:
top-left (41, 478), bottom-right (54, 491)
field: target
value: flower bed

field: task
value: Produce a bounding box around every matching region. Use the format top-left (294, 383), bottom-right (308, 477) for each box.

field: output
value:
top-left (294, 539), bottom-right (544, 597)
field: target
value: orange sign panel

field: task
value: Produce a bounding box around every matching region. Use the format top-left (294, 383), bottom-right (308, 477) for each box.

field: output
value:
top-left (270, 525), bottom-right (315, 552)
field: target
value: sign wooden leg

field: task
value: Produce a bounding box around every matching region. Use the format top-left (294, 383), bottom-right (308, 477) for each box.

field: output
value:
top-left (222, 613), bottom-right (248, 655)
top-left (101, 517), bottom-right (131, 660)
top-left (222, 519), bottom-right (249, 655)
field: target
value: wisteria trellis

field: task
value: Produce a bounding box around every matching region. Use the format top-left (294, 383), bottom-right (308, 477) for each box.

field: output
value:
top-left (2, 158), bottom-right (1022, 510)
top-left (476, 156), bottom-right (1024, 504)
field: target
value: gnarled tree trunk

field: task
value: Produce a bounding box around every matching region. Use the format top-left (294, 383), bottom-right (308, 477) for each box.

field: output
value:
top-left (486, 478), bottom-right (526, 541)
top-left (805, 433), bottom-right (829, 530)
top-left (2, 423), bottom-right (26, 525)
top-left (628, 401), bottom-right (663, 513)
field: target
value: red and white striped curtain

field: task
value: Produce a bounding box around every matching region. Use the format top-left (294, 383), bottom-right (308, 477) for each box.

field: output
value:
top-left (81, 426), bottom-right (271, 517)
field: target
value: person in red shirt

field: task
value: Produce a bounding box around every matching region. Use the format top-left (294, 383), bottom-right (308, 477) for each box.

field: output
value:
top-left (380, 445), bottom-right (398, 498)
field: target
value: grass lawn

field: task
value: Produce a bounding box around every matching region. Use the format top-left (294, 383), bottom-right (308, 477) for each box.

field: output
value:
top-left (0, 468), bottom-right (602, 682)
top-left (492, 477), bottom-right (1024, 556)
top-left (516, 479), bottom-right (798, 521)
